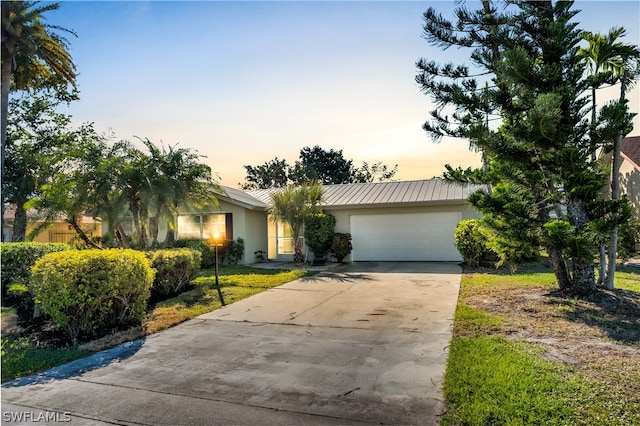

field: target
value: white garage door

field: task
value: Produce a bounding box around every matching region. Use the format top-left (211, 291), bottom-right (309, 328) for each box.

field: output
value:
top-left (350, 212), bottom-right (462, 261)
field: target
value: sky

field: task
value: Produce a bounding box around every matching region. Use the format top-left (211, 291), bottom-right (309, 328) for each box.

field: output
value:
top-left (44, 1), bottom-right (640, 189)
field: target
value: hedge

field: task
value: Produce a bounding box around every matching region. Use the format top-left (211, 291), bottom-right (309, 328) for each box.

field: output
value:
top-left (169, 239), bottom-right (215, 268)
top-left (169, 238), bottom-right (245, 267)
top-left (29, 249), bottom-right (155, 343)
top-left (146, 248), bottom-right (202, 297)
top-left (0, 242), bottom-right (72, 299)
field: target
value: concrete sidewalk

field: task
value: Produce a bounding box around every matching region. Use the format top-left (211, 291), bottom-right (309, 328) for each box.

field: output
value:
top-left (1, 262), bottom-right (461, 425)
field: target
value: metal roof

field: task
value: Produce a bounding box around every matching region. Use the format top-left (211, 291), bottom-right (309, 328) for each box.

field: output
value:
top-left (218, 186), bottom-right (270, 210)
top-left (245, 179), bottom-right (483, 209)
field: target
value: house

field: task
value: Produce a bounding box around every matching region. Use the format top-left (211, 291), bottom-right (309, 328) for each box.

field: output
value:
top-left (2, 179), bottom-right (481, 262)
top-left (175, 186), bottom-right (269, 265)
top-left (2, 206), bottom-right (101, 244)
top-left (178, 179), bottom-right (482, 264)
top-left (619, 136), bottom-right (640, 221)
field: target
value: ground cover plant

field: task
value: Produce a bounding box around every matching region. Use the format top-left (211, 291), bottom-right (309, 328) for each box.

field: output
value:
top-left (1, 265), bottom-right (308, 382)
top-left (442, 262), bottom-right (640, 426)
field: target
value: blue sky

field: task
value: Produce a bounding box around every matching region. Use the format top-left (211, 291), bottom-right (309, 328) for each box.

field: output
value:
top-left (48, 1), bottom-right (640, 188)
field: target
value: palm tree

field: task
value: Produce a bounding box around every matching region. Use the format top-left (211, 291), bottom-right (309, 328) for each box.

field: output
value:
top-left (578, 27), bottom-right (626, 161)
top-left (604, 42), bottom-right (640, 289)
top-left (578, 27), bottom-right (640, 287)
top-left (270, 182), bottom-right (323, 263)
top-left (1, 1), bottom-right (77, 239)
top-left (138, 138), bottom-right (219, 247)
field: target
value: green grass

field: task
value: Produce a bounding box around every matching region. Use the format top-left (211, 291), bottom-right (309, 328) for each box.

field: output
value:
top-left (442, 336), bottom-right (577, 425)
top-left (1, 335), bottom-right (89, 382)
top-left (443, 335), bottom-right (639, 426)
top-left (461, 267), bottom-right (557, 297)
top-left (1, 306), bottom-right (17, 317)
top-left (615, 268), bottom-right (640, 292)
top-left (145, 265), bottom-right (309, 333)
top-left (1, 265), bottom-right (309, 382)
top-left (453, 304), bottom-right (503, 336)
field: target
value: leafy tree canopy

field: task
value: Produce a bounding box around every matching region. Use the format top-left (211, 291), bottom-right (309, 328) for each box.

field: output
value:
top-left (241, 145), bottom-right (398, 189)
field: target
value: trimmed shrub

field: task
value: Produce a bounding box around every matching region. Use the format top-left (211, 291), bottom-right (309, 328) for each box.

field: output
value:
top-left (305, 213), bottom-right (336, 257)
top-left (219, 238), bottom-right (244, 265)
top-left (330, 233), bottom-right (352, 263)
top-left (169, 239), bottom-right (215, 268)
top-left (147, 248), bottom-right (202, 297)
top-left (454, 219), bottom-right (495, 267)
top-left (29, 249), bottom-right (155, 343)
top-left (0, 242), bottom-right (72, 299)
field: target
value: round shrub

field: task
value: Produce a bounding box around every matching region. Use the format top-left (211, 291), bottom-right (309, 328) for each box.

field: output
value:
top-left (454, 219), bottom-right (494, 267)
top-left (146, 248), bottom-right (202, 297)
top-left (330, 233), bottom-right (352, 263)
top-left (29, 249), bottom-right (155, 343)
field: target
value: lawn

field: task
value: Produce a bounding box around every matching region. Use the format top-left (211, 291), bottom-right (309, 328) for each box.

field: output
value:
top-left (1, 265), bottom-right (309, 383)
top-left (442, 263), bottom-right (640, 426)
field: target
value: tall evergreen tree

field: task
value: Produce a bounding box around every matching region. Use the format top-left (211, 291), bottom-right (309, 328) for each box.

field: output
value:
top-left (417, 0), bottom-right (634, 296)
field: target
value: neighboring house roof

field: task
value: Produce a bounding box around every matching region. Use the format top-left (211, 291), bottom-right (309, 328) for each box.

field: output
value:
top-left (246, 179), bottom-right (484, 209)
top-left (622, 136), bottom-right (640, 168)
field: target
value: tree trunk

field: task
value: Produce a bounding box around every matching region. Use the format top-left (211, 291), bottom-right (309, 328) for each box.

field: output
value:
top-left (164, 227), bottom-right (175, 247)
top-left (605, 228), bottom-right (618, 289)
top-left (1, 49), bottom-right (12, 242)
top-left (11, 203), bottom-right (27, 242)
top-left (571, 256), bottom-right (598, 296)
top-left (115, 223), bottom-right (130, 248)
top-left (598, 245), bottom-right (607, 286)
top-left (67, 217), bottom-right (101, 249)
top-left (566, 199), bottom-right (597, 296)
top-left (604, 78), bottom-right (627, 290)
top-left (548, 247), bottom-right (571, 292)
top-left (538, 202), bottom-right (571, 291)
top-left (148, 216), bottom-right (159, 248)
top-left (293, 237), bottom-right (304, 263)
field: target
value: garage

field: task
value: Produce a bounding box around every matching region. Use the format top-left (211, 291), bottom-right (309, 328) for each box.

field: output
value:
top-left (350, 212), bottom-right (463, 262)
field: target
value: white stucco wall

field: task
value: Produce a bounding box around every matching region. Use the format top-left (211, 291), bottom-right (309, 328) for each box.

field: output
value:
top-left (214, 200), bottom-right (268, 264)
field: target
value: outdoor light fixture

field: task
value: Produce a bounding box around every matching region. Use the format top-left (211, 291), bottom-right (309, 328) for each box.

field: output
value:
top-left (210, 231), bottom-right (226, 306)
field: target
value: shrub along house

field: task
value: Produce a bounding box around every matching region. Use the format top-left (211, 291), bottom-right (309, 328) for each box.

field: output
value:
top-left (169, 179), bottom-right (481, 264)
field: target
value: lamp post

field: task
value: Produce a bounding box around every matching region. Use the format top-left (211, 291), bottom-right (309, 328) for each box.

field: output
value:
top-left (211, 232), bottom-right (226, 306)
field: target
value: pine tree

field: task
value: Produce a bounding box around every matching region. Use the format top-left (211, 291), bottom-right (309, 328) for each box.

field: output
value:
top-left (417, 0), bottom-right (635, 296)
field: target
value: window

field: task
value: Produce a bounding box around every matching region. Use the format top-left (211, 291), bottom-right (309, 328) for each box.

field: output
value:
top-left (267, 217), bottom-right (294, 257)
top-left (277, 222), bottom-right (294, 254)
top-left (177, 213), bottom-right (231, 240)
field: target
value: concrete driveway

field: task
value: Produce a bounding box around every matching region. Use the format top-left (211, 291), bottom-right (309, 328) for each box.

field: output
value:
top-left (2, 262), bottom-right (461, 425)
